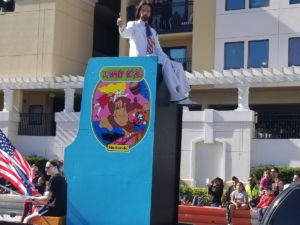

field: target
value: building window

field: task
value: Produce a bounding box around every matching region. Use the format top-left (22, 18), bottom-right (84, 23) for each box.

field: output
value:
top-left (290, 0), bottom-right (300, 4)
top-left (163, 46), bottom-right (191, 71)
top-left (289, 38), bottom-right (300, 66)
top-left (163, 47), bottom-right (186, 59)
top-left (224, 42), bottom-right (244, 69)
top-left (248, 40), bottom-right (269, 68)
top-left (226, 0), bottom-right (245, 10)
top-left (250, 0), bottom-right (269, 8)
top-left (29, 105), bottom-right (43, 125)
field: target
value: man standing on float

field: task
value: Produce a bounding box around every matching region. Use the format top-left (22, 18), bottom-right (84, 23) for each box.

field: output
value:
top-left (117, 0), bottom-right (195, 104)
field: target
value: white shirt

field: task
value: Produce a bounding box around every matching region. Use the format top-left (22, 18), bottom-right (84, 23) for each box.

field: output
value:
top-left (119, 20), bottom-right (168, 58)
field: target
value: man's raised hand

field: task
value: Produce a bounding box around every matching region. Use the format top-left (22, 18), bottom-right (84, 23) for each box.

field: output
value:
top-left (117, 13), bottom-right (124, 27)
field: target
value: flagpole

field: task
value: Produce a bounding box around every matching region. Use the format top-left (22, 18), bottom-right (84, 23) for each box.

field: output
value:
top-left (0, 184), bottom-right (27, 198)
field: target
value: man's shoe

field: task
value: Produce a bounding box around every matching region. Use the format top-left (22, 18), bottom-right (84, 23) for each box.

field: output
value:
top-left (177, 98), bottom-right (199, 105)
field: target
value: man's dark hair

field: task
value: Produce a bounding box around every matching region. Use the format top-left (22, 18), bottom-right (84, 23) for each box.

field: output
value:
top-left (232, 176), bottom-right (238, 181)
top-left (49, 159), bottom-right (61, 170)
top-left (135, 0), bottom-right (153, 24)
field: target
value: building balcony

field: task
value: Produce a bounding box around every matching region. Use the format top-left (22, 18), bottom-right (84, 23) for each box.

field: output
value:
top-left (18, 113), bottom-right (56, 136)
top-left (127, 0), bottom-right (193, 34)
top-left (255, 113), bottom-right (300, 139)
top-left (174, 57), bottom-right (192, 72)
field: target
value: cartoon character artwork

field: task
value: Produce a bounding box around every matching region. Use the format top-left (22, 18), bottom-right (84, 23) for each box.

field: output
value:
top-left (92, 67), bottom-right (150, 152)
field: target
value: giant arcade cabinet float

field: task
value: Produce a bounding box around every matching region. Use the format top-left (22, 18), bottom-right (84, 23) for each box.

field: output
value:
top-left (64, 56), bottom-right (183, 225)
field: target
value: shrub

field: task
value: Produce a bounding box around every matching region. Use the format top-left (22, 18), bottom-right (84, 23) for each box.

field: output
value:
top-left (179, 181), bottom-right (210, 206)
top-left (250, 165), bottom-right (300, 184)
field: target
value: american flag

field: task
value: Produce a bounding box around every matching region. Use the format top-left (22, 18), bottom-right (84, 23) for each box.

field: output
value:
top-left (0, 129), bottom-right (34, 195)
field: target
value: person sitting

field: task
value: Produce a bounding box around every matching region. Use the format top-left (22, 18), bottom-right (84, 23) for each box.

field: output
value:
top-left (270, 168), bottom-right (281, 196)
top-left (277, 180), bottom-right (285, 194)
top-left (207, 177), bottom-right (224, 207)
top-left (259, 170), bottom-right (272, 192)
top-left (117, 0), bottom-right (196, 104)
top-left (222, 176), bottom-right (239, 206)
top-left (256, 186), bottom-right (276, 222)
top-left (245, 176), bottom-right (260, 208)
top-left (23, 160), bottom-right (67, 224)
top-left (229, 182), bottom-right (249, 211)
top-left (31, 164), bottom-right (41, 187)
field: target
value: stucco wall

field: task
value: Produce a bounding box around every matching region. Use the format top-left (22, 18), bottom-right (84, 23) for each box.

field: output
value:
top-left (192, 0), bottom-right (216, 71)
top-left (252, 139), bottom-right (300, 167)
top-left (0, 0), bottom-right (94, 78)
top-left (14, 135), bottom-right (56, 159)
top-left (181, 109), bottom-right (255, 187)
top-left (0, 0), bottom-right (56, 77)
top-left (53, 0), bottom-right (94, 76)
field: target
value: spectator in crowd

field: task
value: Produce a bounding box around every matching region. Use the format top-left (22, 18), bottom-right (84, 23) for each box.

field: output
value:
top-left (278, 180), bottom-right (285, 194)
top-left (260, 170), bottom-right (272, 192)
top-left (256, 186), bottom-right (276, 222)
top-left (192, 195), bottom-right (204, 206)
top-left (270, 168), bottom-right (281, 196)
top-left (229, 182), bottom-right (249, 211)
top-left (207, 177), bottom-right (224, 207)
top-left (36, 176), bottom-right (46, 196)
top-left (284, 174), bottom-right (300, 190)
top-left (31, 164), bottom-right (41, 186)
top-left (24, 160), bottom-right (67, 224)
top-left (222, 176), bottom-right (239, 206)
top-left (245, 176), bottom-right (260, 208)
top-left (180, 195), bottom-right (193, 206)
top-left (292, 174), bottom-right (300, 183)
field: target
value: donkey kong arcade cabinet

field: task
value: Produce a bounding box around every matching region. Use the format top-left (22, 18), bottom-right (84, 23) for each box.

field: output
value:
top-left (64, 56), bottom-right (183, 225)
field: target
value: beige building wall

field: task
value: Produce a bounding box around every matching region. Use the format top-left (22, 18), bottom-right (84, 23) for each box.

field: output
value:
top-left (0, 0), bottom-right (95, 78)
top-left (192, 0), bottom-right (216, 72)
top-left (191, 87), bottom-right (300, 107)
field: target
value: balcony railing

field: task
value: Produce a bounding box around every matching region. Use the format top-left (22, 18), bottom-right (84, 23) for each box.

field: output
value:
top-left (255, 113), bottom-right (300, 139)
top-left (18, 113), bottom-right (56, 136)
top-left (174, 57), bottom-right (192, 72)
top-left (127, 0), bottom-right (193, 34)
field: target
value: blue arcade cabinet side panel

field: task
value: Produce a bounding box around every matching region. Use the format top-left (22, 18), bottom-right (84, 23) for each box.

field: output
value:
top-left (64, 56), bottom-right (158, 225)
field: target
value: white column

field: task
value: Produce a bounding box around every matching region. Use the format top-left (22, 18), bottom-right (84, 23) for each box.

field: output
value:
top-left (2, 89), bottom-right (14, 112)
top-left (64, 88), bottom-right (75, 112)
top-left (235, 85), bottom-right (250, 111)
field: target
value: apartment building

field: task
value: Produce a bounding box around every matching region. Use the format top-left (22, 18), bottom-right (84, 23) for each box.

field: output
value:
top-left (0, 0), bottom-right (98, 159)
top-left (119, 0), bottom-right (300, 186)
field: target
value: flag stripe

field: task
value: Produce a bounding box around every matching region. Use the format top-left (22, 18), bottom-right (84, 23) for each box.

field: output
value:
top-left (0, 129), bottom-right (35, 196)
top-left (14, 150), bottom-right (31, 178)
top-left (0, 166), bottom-right (26, 195)
top-left (0, 161), bottom-right (23, 185)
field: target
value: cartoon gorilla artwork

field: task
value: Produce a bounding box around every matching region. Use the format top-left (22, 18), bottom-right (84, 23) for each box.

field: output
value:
top-left (92, 81), bottom-right (150, 148)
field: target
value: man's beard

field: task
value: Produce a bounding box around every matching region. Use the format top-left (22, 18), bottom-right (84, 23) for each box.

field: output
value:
top-left (141, 15), bottom-right (149, 22)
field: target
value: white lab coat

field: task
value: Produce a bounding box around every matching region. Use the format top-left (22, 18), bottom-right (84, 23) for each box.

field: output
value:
top-left (119, 20), bottom-right (190, 101)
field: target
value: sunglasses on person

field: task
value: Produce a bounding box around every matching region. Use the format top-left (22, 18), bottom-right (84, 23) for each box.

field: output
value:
top-left (45, 165), bottom-right (53, 170)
